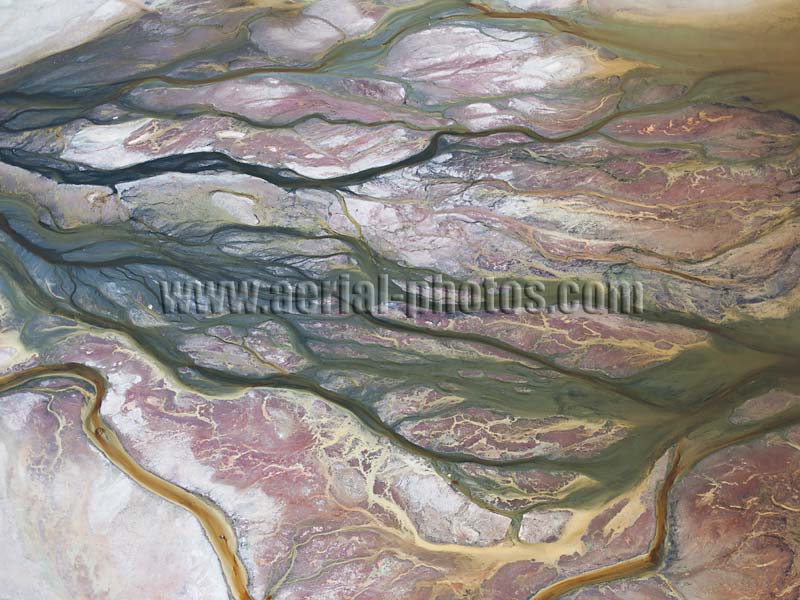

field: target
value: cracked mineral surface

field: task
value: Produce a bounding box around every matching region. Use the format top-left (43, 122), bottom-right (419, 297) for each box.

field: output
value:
top-left (0, 0), bottom-right (799, 599)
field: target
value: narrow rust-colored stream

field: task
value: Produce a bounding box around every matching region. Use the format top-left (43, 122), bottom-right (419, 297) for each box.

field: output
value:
top-left (531, 409), bottom-right (800, 599)
top-left (0, 363), bottom-right (254, 600)
top-left (5, 363), bottom-right (798, 600)
top-left (531, 447), bottom-right (683, 600)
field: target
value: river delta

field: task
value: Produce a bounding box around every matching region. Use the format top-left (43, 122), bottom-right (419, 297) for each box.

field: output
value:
top-left (0, 1), bottom-right (799, 599)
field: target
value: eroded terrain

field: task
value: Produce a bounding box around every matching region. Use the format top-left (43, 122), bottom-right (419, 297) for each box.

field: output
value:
top-left (0, 1), bottom-right (799, 599)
